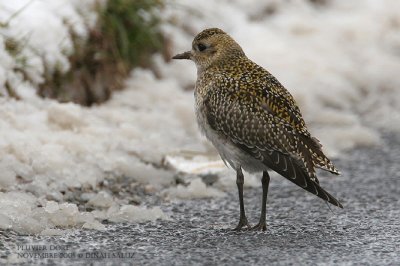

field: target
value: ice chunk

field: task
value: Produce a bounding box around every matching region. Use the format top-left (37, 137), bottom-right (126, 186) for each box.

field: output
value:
top-left (164, 178), bottom-right (226, 199)
top-left (82, 220), bottom-right (106, 231)
top-left (108, 205), bottom-right (169, 223)
top-left (88, 191), bottom-right (114, 208)
top-left (44, 201), bottom-right (60, 213)
top-left (164, 154), bottom-right (225, 175)
top-left (0, 213), bottom-right (12, 230)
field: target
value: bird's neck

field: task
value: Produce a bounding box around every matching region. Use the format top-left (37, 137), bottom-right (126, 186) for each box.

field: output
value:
top-left (198, 54), bottom-right (248, 76)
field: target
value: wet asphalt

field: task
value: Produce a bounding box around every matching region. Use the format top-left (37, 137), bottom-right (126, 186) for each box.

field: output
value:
top-left (1, 132), bottom-right (399, 265)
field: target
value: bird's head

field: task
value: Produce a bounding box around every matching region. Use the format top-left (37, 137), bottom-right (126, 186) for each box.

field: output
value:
top-left (172, 28), bottom-right (245, 73)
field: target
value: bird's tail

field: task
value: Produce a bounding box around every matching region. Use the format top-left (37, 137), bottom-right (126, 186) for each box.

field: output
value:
top-left (261, 150), bottom-right (343, 208)
top-left (234, 142), bottom-right (343, 208)
top-left (299, 135), bottom-right (340, 175)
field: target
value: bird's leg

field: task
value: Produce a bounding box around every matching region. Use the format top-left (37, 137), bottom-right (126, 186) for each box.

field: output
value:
top-left (252, 171), bottom-right (270, 231)
top-left (234, 167), bottom-right (250, 231)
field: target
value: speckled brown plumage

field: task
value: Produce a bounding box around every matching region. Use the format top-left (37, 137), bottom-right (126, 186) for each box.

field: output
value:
top-left (173, 28), bottom-right (342, 231)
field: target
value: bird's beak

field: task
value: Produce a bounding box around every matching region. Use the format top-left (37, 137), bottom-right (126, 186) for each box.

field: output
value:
top-left (172, 51), bottom-right (191, 60)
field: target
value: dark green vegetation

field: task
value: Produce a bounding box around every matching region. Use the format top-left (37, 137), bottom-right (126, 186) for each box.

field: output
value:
top-left (38, 0), bottom-right (165, 105)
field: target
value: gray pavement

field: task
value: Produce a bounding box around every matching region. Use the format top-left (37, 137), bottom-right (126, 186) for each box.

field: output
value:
top-left (1, 132), bottom-right (400, 265)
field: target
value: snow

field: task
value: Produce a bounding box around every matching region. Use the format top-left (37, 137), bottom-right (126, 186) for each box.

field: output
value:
top-left (0, 0), bottom-right (400, 234)
top-left (163, 178), bottom-right (226, 199)
top-left (108, 205), bottom-right (169, 223)
top-left (164, 154), bottom-right (226, 175)
top-left (88, 191), bottom-right (114, 208)
top-left (0, 0), bottom-right (100, 96)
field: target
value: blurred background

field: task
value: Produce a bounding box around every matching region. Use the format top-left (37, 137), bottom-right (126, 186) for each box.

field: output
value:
top-left (0, 0), bottom-right (399, 236)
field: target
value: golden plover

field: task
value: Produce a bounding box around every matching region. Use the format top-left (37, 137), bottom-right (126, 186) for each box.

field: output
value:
top-left (173, 28), bottom-right (342, 231)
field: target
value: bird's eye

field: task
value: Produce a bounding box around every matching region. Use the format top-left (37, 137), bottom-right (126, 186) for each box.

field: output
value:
top-left (197, 43), bottom-right (207, 52)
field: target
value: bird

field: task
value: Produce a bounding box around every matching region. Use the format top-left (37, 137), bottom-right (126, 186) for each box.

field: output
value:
top-left (172, 28), bottom-right (342, 231)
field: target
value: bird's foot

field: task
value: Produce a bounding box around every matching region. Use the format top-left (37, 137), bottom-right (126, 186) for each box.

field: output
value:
top-left (233, 217), bottom-right (251, 231)
top-left (251, 221), bottom-right (266, 231)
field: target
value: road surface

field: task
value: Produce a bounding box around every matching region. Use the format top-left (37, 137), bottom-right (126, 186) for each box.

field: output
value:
top-left (1, 133), bottom-right (399, 265)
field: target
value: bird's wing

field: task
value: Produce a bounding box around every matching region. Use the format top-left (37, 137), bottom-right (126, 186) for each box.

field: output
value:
top-left (257, 72), bottom-right (340, 175)
top-left (255, 72), bottom-right (310, 136)
top-left (203, 81), bottom-right (314, 176)
top-left (203, 73), bottom-right (308, 165)
top-left (202, 74), bottom-right (342, 207)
